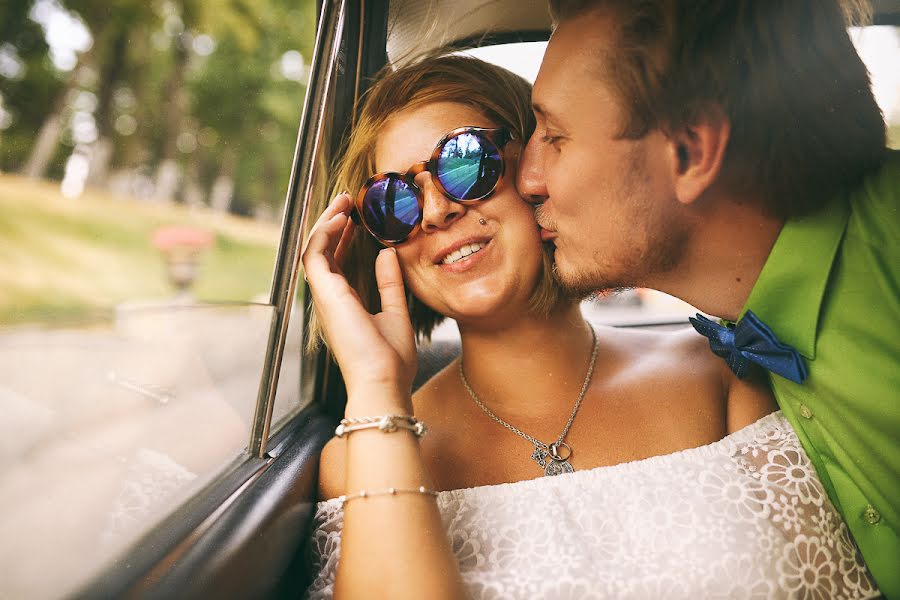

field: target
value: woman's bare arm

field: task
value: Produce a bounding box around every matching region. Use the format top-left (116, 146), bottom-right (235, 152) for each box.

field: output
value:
top-left (723, 364), bottom-right (779, 433)
top-left (304, 193), bottom-right (466, 600)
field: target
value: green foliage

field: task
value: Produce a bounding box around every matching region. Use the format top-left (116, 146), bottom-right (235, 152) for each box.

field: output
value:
top-left (0, 0), bottom-right (317, 216)
top-left (0, 3), bottom-right (66, 170)
top-left (185, 0), bottom-right (316, 213)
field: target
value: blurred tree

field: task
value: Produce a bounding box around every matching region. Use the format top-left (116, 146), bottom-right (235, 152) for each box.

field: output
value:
top-left (72, 0), bottom-right (159, 185)
top-left (0, 1), bottom-right (67, 175)
top-left (188, 0), bottom-right (316, 215)
top-left (153, 0), bottom-right (269, 203)
top-left (2, 0), bottom-right (316, 217)
top-left (17, 0), bottom-right (160, 180)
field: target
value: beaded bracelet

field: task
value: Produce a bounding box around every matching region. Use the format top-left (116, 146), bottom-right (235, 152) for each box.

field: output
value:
top-left (334, 414), bottom-right (427, 438)
top-left (339, 486), bottom-right (439, 507)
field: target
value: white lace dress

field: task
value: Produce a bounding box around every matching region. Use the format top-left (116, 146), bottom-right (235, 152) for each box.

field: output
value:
top-left (305, 413), bottom-right (880, 599)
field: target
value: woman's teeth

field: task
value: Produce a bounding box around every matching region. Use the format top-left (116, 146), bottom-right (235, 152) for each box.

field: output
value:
top-left (442, 241), bottom-right (487, 265)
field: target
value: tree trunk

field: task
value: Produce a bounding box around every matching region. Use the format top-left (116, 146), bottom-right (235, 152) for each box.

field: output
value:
top-left (22, 101), bottom-right (66, 179)
top-left (183, 159), bottom-right (206, 208)
top-left (20, 48), bottom-right (89, 179)
top-left (154, 158), bottom-right (181, 202)
top-left (153, 33), bottom-right (190, 202)
top-left (210, 149), bottom-right (236, 213)
top-left (87, 136), bottom-right (114, 186)
top-left (87, 29), bottom-right (128, 187)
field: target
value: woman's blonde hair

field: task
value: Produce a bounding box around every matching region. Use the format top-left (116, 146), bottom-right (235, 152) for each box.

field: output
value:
top-left (306, 53), bottom-right (569, 352)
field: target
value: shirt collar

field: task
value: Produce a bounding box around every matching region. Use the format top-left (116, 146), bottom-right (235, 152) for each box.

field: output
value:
top-left (740, 200), bottom-right (850, 360)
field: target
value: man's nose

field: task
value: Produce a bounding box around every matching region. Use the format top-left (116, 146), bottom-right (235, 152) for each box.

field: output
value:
top-left (517, 135), bottom-right (548, 204)
top-left (418, 173), bottom-right (465, 233)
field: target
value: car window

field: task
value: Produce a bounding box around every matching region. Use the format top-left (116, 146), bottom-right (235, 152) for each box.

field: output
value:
top-left (850, 25), bottom-right (900, 149)
top-left (0, 1), bottom-right (316, 597)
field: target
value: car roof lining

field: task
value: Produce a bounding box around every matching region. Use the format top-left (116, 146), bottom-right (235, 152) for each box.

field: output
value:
top-left (385, 0), bottom-right (900, 67)
top-left (386, 0), bottom-right (553, 66)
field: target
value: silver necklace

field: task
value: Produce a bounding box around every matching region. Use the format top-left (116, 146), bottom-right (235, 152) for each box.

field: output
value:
top-left (458, 328), bottom-right (600, 476)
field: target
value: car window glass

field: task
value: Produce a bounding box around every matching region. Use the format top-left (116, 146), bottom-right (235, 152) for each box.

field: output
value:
top-left (0, 1), bottom-right (315, 597)
top-left (850, 25), bottom-right (900, 149)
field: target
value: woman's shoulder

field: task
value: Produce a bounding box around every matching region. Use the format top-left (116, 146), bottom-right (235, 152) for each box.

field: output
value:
top-left (595, 323), bottom-right (722, 372)
top-left (411, 358), bottom-right (461, 410)
top-left (594, 323), bottom-right (776, 432)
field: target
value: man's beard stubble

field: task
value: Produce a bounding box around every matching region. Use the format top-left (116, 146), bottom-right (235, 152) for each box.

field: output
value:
top-left (547, 216), bottom-right (690, 297)
top-left (539, 147), bottom-right (690, 297)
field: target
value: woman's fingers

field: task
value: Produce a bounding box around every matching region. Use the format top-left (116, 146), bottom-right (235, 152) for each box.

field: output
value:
top-left (304, 204), bottom-right (415, 392)
top-left (333, 218), bottom-right (357, 268)
top-left (375, 248), bottom-right (409, 317)
top-left (302, 192), bottom-right (352, 255)
top-left (322, 191), bottom-right (352, 220)
top-left (303, 210), bottom-right (348, 278)
top-left (373, 247), bottom-right (416, 382)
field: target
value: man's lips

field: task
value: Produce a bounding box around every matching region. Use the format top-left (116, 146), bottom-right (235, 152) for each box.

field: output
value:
top-left (539, 226), bottom-right (558, 242)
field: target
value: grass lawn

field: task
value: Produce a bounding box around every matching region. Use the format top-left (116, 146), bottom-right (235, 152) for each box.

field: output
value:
top-left (0, 174), bottom-right (281, 326)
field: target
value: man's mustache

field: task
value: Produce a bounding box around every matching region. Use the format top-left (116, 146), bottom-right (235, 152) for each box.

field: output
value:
top-left (534, 204), bottom-right (555, 231)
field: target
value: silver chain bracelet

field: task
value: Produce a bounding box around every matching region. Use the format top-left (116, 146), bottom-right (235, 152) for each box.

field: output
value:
top-left (339, 486), bottom-right (439, 507)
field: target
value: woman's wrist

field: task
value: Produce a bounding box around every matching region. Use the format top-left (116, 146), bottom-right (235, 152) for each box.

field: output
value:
top-left (344, 387), bottom-right (414, 418)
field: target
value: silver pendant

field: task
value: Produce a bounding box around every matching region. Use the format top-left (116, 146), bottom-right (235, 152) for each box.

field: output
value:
top-left (544, 459), bottom-right (574, 476)
top-left (544, 441), bottom-right (574, 476)
top-left (531, 445), bottom-right (549, 468)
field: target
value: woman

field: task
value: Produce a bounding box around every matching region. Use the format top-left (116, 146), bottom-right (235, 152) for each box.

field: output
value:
top-left (302, 55), bottom-right (878, 599)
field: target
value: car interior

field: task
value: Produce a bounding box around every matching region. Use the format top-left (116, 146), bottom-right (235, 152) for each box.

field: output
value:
top-left (66, 0), bottom-right (900, 598)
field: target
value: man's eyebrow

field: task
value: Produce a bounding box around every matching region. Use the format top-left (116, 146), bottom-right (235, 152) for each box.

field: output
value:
top-left (532, 102), bottom-right (563, 126)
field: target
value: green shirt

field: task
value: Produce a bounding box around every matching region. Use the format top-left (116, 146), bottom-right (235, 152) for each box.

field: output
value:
top-left (741, 150), bottom-right (900, 597)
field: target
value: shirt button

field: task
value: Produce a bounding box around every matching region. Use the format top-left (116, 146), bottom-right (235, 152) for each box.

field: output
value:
top-left (799, 404), bottom-right (813, 419)
top-left (863, 505), bottom-right (881, 525)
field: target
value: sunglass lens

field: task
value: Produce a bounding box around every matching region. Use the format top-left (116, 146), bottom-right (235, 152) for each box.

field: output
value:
top-left (436, 132), bottom-right (502, 200)
top-left (361, 176), bottom-right (420, 243)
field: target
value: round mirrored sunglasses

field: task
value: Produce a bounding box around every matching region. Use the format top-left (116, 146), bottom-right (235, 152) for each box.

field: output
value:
top-left (353, 126), bottom-right (513, 245)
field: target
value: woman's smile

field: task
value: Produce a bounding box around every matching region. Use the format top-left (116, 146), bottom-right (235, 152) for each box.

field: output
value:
top-left (435, 237), bottom-right (493, 273)
top-left (440, 241), bottom-right (488, 265)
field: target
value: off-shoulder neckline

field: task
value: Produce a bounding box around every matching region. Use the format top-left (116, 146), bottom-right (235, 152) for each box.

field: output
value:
top-left (318, 411), bottom-right (789, 508)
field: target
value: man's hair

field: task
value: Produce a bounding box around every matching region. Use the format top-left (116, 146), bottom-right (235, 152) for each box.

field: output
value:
top-left (305, 54), bottom-right (570, 352)
top-left (549, 0), bottom-right (887, 217)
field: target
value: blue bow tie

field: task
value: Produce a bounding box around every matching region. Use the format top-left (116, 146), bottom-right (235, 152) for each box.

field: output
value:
top-left (689, 310), bottom-right (809, 384)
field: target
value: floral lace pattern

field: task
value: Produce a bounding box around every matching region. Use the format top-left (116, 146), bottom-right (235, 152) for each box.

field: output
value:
top-left (305, 413), bottom-right (879, 599)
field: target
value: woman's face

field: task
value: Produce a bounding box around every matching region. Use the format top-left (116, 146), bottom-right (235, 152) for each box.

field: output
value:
top-left (374, 101), bottom-right (545, 324)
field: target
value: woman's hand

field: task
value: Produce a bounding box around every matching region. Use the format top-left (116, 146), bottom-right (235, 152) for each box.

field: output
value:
top-left (302, 193), bottom-right (417, 405)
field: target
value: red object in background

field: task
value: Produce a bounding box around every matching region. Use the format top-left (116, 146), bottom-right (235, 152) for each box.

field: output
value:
top-left (151, 226), bottom-right (214, 252)
top-left (151, 226), bottom-right (215, 295)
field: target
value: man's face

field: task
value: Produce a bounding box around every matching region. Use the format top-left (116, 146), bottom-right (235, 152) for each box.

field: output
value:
top-left (518, 10), bottom-right (688, 294)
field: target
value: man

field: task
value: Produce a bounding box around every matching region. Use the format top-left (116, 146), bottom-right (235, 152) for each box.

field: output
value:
top-left (518, 0), bottom-right (899, 594)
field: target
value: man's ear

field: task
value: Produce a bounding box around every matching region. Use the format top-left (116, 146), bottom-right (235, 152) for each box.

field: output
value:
top-left (668, 106), bottom-right (730, 205)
